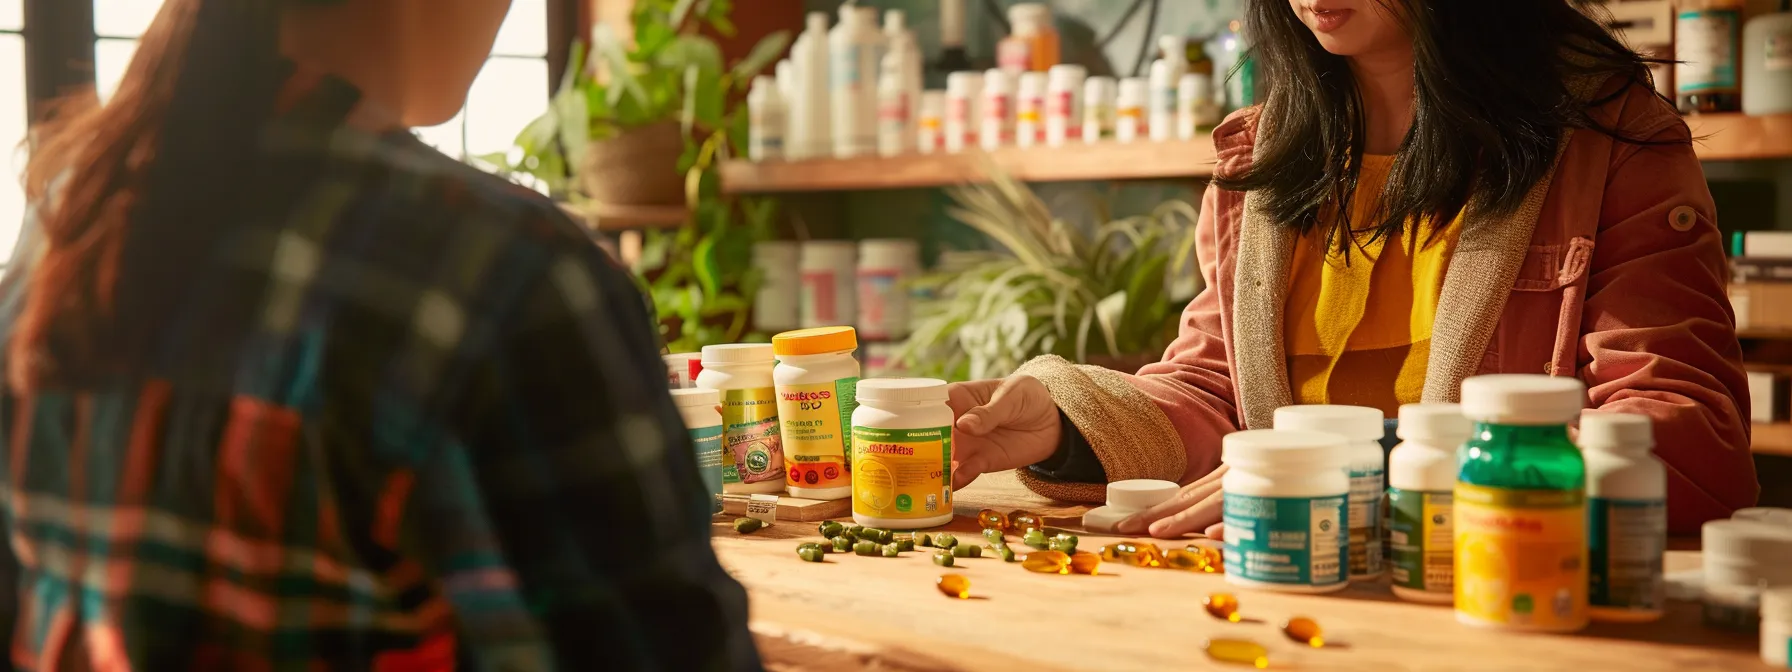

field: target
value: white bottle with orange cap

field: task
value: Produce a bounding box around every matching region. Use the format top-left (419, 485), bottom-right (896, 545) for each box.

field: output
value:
top-left (773, 327), bottom-right (862, 500)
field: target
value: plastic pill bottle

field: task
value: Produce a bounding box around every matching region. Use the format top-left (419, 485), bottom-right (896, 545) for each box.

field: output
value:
top-left (851, 378), bottom-right (954, 530)
top-left (671, 388), bottom-right (725, 513)
top-left (1388, 402), bottom-right (1471, 604)
top-left (1581, 411), bottom-right (1666, 623)
top-left (1082, 479), bottom-right (1179, 533)
top-left (1763, 586), bottom-right (1792, 667)
top-left (1221, 429), bottom-right (1351, 594)
top-left (1274, 405), bottom-right (1386, 581)
top-left (1703, 519), bottom-right (1792, 631)
top-left (772, 327), bottom-right (861, 500)
top-left (697, 344), bottom-right (785, 495)
top-left (1454, 374), bottom-right (1588, 633)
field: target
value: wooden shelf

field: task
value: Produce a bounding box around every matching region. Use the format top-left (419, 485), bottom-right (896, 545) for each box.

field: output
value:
top-left (1738, 328), bottom-right (1792, 340)
top-left (719, 138), bottom-right (1218, 194)
top-left (559, 202), bottom-right (688, 231)
top-left (1688, 113), bottom-right (1792, 162)
top-left (1754, 423), bottom-right (1792, 457)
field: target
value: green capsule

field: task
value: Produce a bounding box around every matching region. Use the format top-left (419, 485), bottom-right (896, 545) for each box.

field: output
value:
top-left (818, 521), bottom-right (845, 538)
top-left (897, 539), bottom-right (916, 552)
top-left (854, 540), bottom-right (880, 556)
top-left (952, 543), bottom-right (982, 558)
top-left (847, 525), bottom-right (865, 537)
top-left (797, 546), bottom-right (826, 562)
top-left (831, 535), bottom-right (853, 553)
top-left (917, 533), bottom-right (934, 547)
top-left (868, 528), bottom-right (894, 544)
top-left (1023, 528), bottom-right (1048, 549)
top-left (983, 528), bottom-right (1006, 543)
top-left (993, 544), bottom-right (1017, 562)
top-left (841, 531), bottom-right (859, 544)
top-left (1049, 535), bottom-right (1078, 554)
top-left (883, 543), bottom-right (902, 558)
top-left (933, 551), bottom-right (955, 567)
top-left (934, 533), bottom-right (959, 550)
top-left (734, 518), bottom-right (766, 534)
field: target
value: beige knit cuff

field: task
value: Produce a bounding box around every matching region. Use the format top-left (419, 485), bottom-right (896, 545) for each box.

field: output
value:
top-left (1011, 355), bottom-right (1188, 502)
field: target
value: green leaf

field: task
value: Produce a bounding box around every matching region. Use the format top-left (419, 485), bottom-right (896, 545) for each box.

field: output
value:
top-left (670, 0), bottom-right (700, 29)
top-left (730, 31), bottom-right (793, 84)
top-left (592, 25), bottom-right (649, 112)
top-left (692, 233), bottom-right (722, 298)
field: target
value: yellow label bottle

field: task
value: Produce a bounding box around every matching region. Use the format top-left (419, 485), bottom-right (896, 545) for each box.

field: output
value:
top-left (773, 327), bottom-right (861, 501)
top-left (851, 378), bottom-right (954, 530)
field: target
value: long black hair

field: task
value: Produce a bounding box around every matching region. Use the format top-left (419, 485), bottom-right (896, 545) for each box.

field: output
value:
top-left (1215, 0), bottom-right (1667, 248)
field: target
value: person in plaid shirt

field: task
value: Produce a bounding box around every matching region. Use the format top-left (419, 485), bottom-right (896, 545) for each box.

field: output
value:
top-left (0, 0), bottom-right (757, 669)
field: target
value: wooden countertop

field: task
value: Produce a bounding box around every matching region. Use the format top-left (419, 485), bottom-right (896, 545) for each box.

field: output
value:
top-left (713, 472), bottom-right (1767, 671)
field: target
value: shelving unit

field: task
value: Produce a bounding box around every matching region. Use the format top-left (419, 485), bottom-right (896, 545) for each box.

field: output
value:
top-left (1686, 113), bottom-right (1792, 162)
top-left (559, 201), bottom-right (689, 231)
top-left (719, 138), bottom-right (1217, 194)
top-left (1754, 423), bottom-right (1792, 457)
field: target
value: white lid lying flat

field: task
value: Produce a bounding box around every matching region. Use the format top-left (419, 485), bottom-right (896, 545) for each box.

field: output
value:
top-left (1107, 479), bottom-right (1178, 510)
top-left (1274, 405), bottom-right (1383, 442)
top-left (1703, 519), bottom-right (1792, 563)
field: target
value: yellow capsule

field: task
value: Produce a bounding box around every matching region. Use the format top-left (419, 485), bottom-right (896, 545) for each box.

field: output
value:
top-left (1204, 592), bottom-right (1241, 622)
top-left (936, 574), bottom-right (971, 599)
top-left (977, 508), bottom-right (1009, 531)
top-left (1099, 541), bottom-right (1166, 568)
top-left (1022, 550), bottom-right (1071, 574)
top-left (1203, 638), bottom-right (1269, 668)
top-left (1282, 616), bottom-right (1324, 647)
top-left (1163, 548), bottom-right (1207, 571)
top-left (1008, 509), bottom-right (1045, 533)
top-left (1068, 551), bottom-right (1102, 575)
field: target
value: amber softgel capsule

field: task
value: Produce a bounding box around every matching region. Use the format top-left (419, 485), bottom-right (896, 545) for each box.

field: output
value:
top-left (937, 574), bottom-right (971, 599)
top-left (1009, 509), bottom-right (1045, 533)
top-left (1203, 638), bottom-right (1269, 668)
top-left (1204, 592), bottom-right (1241, 622)
top-left (1282, 616), bottom-right (1323, 647)
top-left (1022, 550), bottom-right (1071, 574)
top-left (1068, 551), bottom-right (1102, 575)
top-left (978, 508), bottom-right (1010, 531)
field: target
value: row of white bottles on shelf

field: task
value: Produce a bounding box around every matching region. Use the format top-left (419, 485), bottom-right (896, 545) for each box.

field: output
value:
top-left (748, 31), bottom-right (1225, 163)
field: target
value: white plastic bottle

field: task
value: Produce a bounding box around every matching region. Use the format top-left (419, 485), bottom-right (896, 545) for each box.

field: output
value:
top-left (1176, 73), bottom-right (1200, 141)
top-left (772, 327), bottom-right (861, 501)
top-left (1148, 59), bottom-right (1177, 142)
top-left (1116, 77), bottom-right (1148, 143)
top-left (671, 388), bottom-right (725, 512)
top-left (790, 12), bottom-right (832, 160)
top-left (776, 60), bottom-right (797, 153)
top-left (884, 10), bottom-right (922, 145)
top-left (917, 90), bottom-right (945, 154)
top-left (1015, 72), bottom-right (1048, 148)
top-left (1274, 404), bottom-right (1387, 581)
top-left (852, 378), bottom-right (956, 529)
top-left (1191, 72), bottom-right (1223, 131)
top-left (1083, 76), bottom-right (1116, 144)
top-left (697, 344), bottom-right (785, 495)
top-left (945, 72), bottom-right (982, 153)
top-left (1582, 411), bottom-right (1667, 623)
top-left (830, 6), bottom-right (883, 158)
top-left (876, 48), bottom-right (912, 157)
top-left (856, 238), bottom-right (919, 340)
top-left (1222, 429), bottom-right (1352, 593)
top-left (1764, 586), bottom-right (1792, 667)
top-left (799, 240), bottom-right (857, 328)
top-left (1388, 403), bottom-right (1472, 604)
top-left (752, 241), bottom-right (799, 332)
top-left (981, 68), bottom-right (1014, 150)
top-left (1045, 64), bottom-right (1086, 146)
top-left (748, 76), bottom-right (786, 162)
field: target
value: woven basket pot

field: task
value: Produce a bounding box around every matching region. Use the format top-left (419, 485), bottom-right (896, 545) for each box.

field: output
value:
top-left (580, 121), bottom-right (687, 207)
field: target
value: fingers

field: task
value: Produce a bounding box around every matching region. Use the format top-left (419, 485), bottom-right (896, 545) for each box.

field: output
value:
top-left (946, 379), bottom-right (1003, 417)
top-left (1147, 490), bottom-right (1223, 539)
top-left (1116, 476), bottom-right (1224, 534)
top-left (1204, 522), bottom-right (1225, 541)
top-left (951, 455), bottom-right (984, 490)
top-left (955, 375), bottom-right (1043, 436)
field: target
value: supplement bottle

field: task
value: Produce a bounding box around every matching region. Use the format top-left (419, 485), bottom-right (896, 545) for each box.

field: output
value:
top-left (748, 76), bottom-right (786, 162)
top-left (1677, 0), bottom-right (1746, 113)
top-left (772, 327), bottom-right (861, 501)
top-left (663, 352), bottom-right (703, 389)
top-left (1702, 519), bottom-right (1792, 631)
top-left (752, 241), bottom-right (800, 332)
top-left (1082, 76), bottom-right (1116, 144)
top-left (981, 68), bottom-right (1014, 150)
top-left (1742, 2), bottom-right (1792, 116)
top-left (1045, 64), bottom-right (1086, 146)
top-left (1763, 586), bottom-right (1792, 667)
top-left (788, 12), bottom-right (832, 160)
top-left (944, 71), bottom-right (982, 153)
top-left (697, 344), bottom-right (785, 495)
top-left (1454, 374), bottom-right (1588, 632)
top-left (830, 5), bottom-right (883, 158)
top-left (671, 388), bottom-right (725, 513)
top-left (852, 378), bottom-right (954, 529)
top-left (856, 239), bottom-right (918, 341)
top-left (876, 46), bottom-right (913, 157)
top-left (1581, 411), bottom-right (1666, 623)
top-left (1388, 402), bottom-right (1472, 604)
top-left (1221, 429), bottom-right (1351, 594)
top-left (1015, 71), bottom-right (1048, 148)
top-left (1116, 78), bottom-right (1148, 143)
top-left (916, 91), bottom-right (945, 154)
top-left (1274, 405), bottom-right (1386, 582)
top-left (1148, 58), bottom-right (1178, 142)
top-left (799, 240), bottom-right (857, 328)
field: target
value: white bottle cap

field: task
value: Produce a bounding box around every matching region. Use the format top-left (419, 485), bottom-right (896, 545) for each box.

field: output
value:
top-left (799, 240), bottom-right (857, 268)
top-left (1460, 374), bottom-right (1585, 425)
top-left (806, 11), bottom-right (829, 33)
top-left (1085, 76), bottom-right (1116, 98)
top-left (1117, 77), bottom-right (1149, 104)
top-left (883, 8), bottom-right (906, 33)
top-left (1703, 519), bottom-right (1792, 569)
top-left (1222, 429), bottom-right (1350, 470)
top-left (947, 71), bottom-right (982, 96)
top-left (753, 240), bottom-right (798, 263)
top-left (1274, 405), bottom-right (1383, 442)
top-left (858, 239), bottom-right (918, 269)
top-left (1018, 72), bottom-right (1048, 97)
top-left (701, 343), bottom-right (775, 365)
top-left (670, 388), bottom-right (720, 408)
top-left (1107, 479), bottom-right (1178, 510)
top-left (984, 68), bottom-right (1012, 92)
top-left (1577, 411), bottom-right (1654, 453)
top-left (1736, 507), bottom-right (1792, 527)
top-left (857, 377), bottom-right (949, 403)
top-left (1159, 35), bottom-right (1188, 62)
top-left (1396, 403), bottom-right (1471, 444)
top-left (1048, 64), bottom-right (1087, 85)
top-left (1763, 586), bottom-right (1792, 623)
top-left (920, 90), bottom-right (945, 116)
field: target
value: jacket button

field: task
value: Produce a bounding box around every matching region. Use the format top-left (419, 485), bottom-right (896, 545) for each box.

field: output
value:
top-left (1544, 361), bottom-right (1554, 375)
top-left (1668, 206), bottom-right (1697, 232)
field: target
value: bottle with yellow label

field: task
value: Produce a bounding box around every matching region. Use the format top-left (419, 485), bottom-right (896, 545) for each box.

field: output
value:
top-left (772, 327), bottom-right (861, 500)
top-left (1455, 375), bottom-right (1589, 632)
top-left (852, 378), bottom-right (954, 529)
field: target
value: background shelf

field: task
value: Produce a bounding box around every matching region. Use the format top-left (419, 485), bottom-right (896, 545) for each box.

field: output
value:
top-left (719, 137), bottom-right (1218, 194)
top-left (1687, 113), bottom-right (1792, 162)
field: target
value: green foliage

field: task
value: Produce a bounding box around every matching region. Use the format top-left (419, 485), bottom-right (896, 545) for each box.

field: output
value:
top-left (898, 175), bottom-right (1201, 381)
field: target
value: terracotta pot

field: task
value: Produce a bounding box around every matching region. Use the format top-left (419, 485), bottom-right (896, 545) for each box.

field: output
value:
top-left (1085, 353), bottom-right (1161, 374)
top-left (580, 121), bottom-right (687, 207)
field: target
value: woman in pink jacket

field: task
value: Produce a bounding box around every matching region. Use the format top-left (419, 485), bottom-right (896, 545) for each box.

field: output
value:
top-left (947, 0), bottom-right (1757, 537)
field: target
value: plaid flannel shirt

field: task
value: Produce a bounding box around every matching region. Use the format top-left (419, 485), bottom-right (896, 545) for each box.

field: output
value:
top-left (0, 77), bottom-right (757, 671)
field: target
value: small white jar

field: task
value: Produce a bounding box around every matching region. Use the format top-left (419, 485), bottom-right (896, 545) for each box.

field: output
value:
top-left (671, 388), bottom-right (724, 513)
top-left (1581, 411), bottom-right (1667, 623)
top-left (1763, 586), bottom-right (1792, 668)
top-left (851, 378), bottom-right (954, 530)
top-left (1388, 403), bottom-right (1471, 604)
top-left (1221, 429), bottom-right (1351, 594)
top-left (1273, 405), bottom-right (1387, 581)
top-left (1082, 480), bottom-right (1180, 533)
top-left (772, 327), bottom-right (861, 501)
top-left (1703, 519), bottom-right (1792, 631)
top-left (698, 344), bottom-right (785, 495)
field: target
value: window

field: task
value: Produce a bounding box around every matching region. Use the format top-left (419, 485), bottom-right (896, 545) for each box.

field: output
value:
top-left (2, 0), bottom-right (26, 261)
top-left (415, 0), bottom-right (551, 160)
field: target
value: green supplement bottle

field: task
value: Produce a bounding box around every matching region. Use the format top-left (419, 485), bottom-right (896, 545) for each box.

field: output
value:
top-left (1454, 375), bottom-right (1589, 632)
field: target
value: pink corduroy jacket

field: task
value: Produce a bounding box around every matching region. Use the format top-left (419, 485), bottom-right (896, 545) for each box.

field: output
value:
top-left (1124, 81), bottom-right (1757, 534)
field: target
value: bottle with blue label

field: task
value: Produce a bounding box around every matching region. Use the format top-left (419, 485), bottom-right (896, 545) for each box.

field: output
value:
top-left (1221, 429), bottom-right (1351, 594)
top-left (1274, 405), bottom-right (1388, 581)
top-left (1580, 411), bottom-right (1666, 623)
top-left (672, 388), bottom-right (726, 514)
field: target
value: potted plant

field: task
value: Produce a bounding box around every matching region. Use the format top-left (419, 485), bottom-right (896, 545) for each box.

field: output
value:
top-left (897, 174), bottom-right (1201, 381)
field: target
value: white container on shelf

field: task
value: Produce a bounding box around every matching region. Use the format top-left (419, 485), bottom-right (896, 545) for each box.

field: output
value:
top-left (1743, 4), bottom-right (1792, 116)
top-left (877, 47), bottom-right (913, 157)
top-left (800, 240), bottom-right (858, 328)
top-left (752, 241), bottom-right (800, 332)
top-left (698, 344), bottom-right (785, 495)
top-left (857, 239), bottom-right (919, 341)
top-left (981, 68), bottom-right (1015, 151)
top-left (884, 10), bottom-right (923, 145)
top-left (1148, 59), bottom-right (1177, 142)
top-left (1046, 64), bottom-right (1086, 146)
top-left (1116, 77), bottom-right (1148, 143)
top-left (1083, 76), bottom-right (1116, 144)
top-left (789, 12), bottom-right (832, 160)
top-left (945, 72), bottom-right (982, 154)
top-left (917, 91), bottom-right (945, 154)
top-left (748, 76), bottom-right (786, 162)
top-left (830, 6), bottom-right (883, 158)
top-left (1581, 412), bottom-right (1667, 623)
top-left (1222, 429), bottom-right (1352, 593)
top-left (1176, 73), bottom-right (1201, 140)
top-left (1015, 71), bottom-right (1048, 148)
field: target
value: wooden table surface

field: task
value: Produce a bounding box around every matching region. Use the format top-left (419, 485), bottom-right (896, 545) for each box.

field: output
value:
top-left (713, 472), bottom-right (1768, 672)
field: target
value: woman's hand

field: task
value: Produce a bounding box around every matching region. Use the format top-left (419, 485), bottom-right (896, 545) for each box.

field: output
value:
top-left (1118, 465), bottom-right (1228, 539)
top-left (946, 375), bottom-right (1061, 490)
